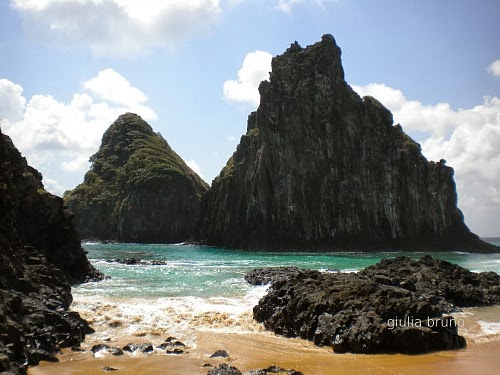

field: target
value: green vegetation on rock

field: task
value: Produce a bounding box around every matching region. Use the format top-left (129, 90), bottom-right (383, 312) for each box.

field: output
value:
top-left (218, 156), bottom-right (235, 181)
top-left (64, 113), bottom-right (208, 243)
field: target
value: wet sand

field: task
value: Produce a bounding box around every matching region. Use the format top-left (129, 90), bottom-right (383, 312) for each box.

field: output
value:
top-left (29, 304), bottom-right (500, 374)
top-left (29, 330), bottom-right (500, 375)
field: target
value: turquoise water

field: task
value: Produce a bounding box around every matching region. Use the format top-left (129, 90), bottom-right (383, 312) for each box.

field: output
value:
top-left (77, 240), bottom-right (500, 299)
top-left (71, 239), bottom-right (500, 340)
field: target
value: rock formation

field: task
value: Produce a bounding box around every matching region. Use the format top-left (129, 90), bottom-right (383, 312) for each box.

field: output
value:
top-left (64, 113), bottom-right (209, 243)
top-left (195, 35), bottom-right (497, 252)
top-left (207, 364), bottom-right (303, 375)
top-left (0, 128), bottom-right (102, 374)
top-left (250, 256), bottom-right (500, 354)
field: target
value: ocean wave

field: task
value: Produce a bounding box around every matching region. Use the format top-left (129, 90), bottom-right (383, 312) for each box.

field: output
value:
top-left (71, 285), bottom-right (268, 342)
top-left (70, 290), bottom-right (500, 350)
top-left (453, 306), bottom-right (500, 344)
top-left (82, 241), bottom-right (103, 245)
top-left (478, 321), bottom-right (500, 335)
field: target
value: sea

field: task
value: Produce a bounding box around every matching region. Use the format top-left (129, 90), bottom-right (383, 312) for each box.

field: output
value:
top-left (72, 239), bottom-right (500, 346)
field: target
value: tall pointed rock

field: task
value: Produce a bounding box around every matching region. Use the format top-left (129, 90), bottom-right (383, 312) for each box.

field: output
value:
top-left (195, 35), bottom-right (496, 251)
top-left (64, 113), bottom-right (208, 243)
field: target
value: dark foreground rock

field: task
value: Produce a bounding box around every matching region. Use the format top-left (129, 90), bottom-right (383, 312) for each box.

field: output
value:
top-left (252, 256), bottom-right (500, 354)
top-left (208, 364), bottom-right (242, 375)
top-left (195, 34), bottom-right (497, 253)
top-left (96, 339), bottom-right (190, 355)
top-left (0, 128), bottom-right (103, 374)
top-left (360, 256), bottom-right (500, 308)
top-left (245, 267), bottom-right (301, 286)
top-left (209, 349), bottom-right (230, 358)
top-left (244, 366), bottom-right (303, 375)
top-left (64, 113), bottom-right (209, 243)
top-left (207, 364), bottom-right (304, 375)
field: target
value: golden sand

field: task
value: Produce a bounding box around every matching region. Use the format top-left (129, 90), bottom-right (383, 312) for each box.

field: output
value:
top-left (28, 303), bottom-right (500, 374)
top-left (28, 329), bottom-right (500, 375)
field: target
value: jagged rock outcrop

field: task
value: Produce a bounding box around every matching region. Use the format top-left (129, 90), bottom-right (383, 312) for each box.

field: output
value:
top-left (251, 256), bottom-right (500, 354)
top-left (64, 113), bottom-right (209, 243)
top-left (195, 34), bottom-right (497, 252)
top-left (244, 267), bottom-right (301, 286)
top-left (0, 128), bottom-right (103, 374)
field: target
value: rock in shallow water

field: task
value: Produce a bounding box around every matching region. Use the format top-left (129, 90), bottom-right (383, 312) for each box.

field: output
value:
top-left (207, 365), bottom-right (304, 375)
top-left (245, 267), bottom-right (301, 286)
top-left (243, 366), bottom-right (304, 375)
top-left (104, 258), bottom-right (168, 266)
top-left (91, 344), bottom-right (110, 353)
top-left (252, 256), bottom-right (499, 354)
top-left (209, 349), bottom-right (230, 358)
top-left (166, 348), bottom-right (184, 355)
top-left (207, 364), bottom-right (242, 375)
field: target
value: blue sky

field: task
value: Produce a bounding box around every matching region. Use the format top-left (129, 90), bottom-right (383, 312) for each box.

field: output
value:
top-left (0, 0), bottom-right (499, 236)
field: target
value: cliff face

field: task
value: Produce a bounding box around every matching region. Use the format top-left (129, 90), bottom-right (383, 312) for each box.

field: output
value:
top-left (0, 128), bottom-right (102, 374)
top-left (196, 35), bottom-right (495, 251)
top-left (0, 129), bottom-right (101, 284)
top-left (64, 113), bottom-right (209, 243)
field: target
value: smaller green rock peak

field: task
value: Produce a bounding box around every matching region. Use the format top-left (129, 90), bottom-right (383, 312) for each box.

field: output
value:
top-left (64, 113), bottom-right (208, 243)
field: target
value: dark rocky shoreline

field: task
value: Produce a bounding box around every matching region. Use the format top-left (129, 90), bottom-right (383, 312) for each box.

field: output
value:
top-left (1, 129), bottom-right (103, 374)
top-left (249, 256), bottom-right (500, 354)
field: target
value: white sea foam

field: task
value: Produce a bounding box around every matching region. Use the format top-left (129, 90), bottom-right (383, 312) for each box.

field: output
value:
top-left (340, 268), bottom-right (360, 273)
top-left (71, 284), bottom-right (269, 342)
top-left (453, 306), bottom-right (500, 343)
top-left (82, 241), bottom-right (102, 245)
top-left (478, 321), bottom-right (500, 335)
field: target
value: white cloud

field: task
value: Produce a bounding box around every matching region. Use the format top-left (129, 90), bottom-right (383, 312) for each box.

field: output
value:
top-left (61, 155), bottom-right (91, 172)
top-left (84, 69), bottom-right (147, 106)
top-left (186, 159), bottom-right (204, 180)
top-left (275, 0), bottom-right (301, 13)
top-left (353, 83), bottom-right (500, 236)
top-left (0, 69), bottom-right (157, 196)
top-left (10, 0), bottom-right (221, 56)
top-left (352, 83), bottom-right (474, 137)
top-left (0, 79), bottom-right (26, 122)
top-left (225, 135), bottom-right (237, 142)
top-left (487, 59), bottom-right (500, 77)
top-left (223, 50), bottom-right (272, 107)
top-left (274, 0), bottom-right (333, 14)
top-left (43, 177), bottom-right (66, 195)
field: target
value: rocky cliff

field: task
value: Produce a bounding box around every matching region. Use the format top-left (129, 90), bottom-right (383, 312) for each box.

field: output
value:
top-left (64, 113), bottom-right (209, 243)
top-left (0, 127), bottom-right (102, 374)
top-left (195, 35), bottom-right (496, 252)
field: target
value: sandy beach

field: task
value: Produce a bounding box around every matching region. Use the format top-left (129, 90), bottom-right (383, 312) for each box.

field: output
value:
top-left (29, 328), bottom-right (500, 375)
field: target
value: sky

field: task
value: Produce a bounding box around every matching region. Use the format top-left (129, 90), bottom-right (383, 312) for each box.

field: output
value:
top-left (0, 0), bottom-right (499, 236)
